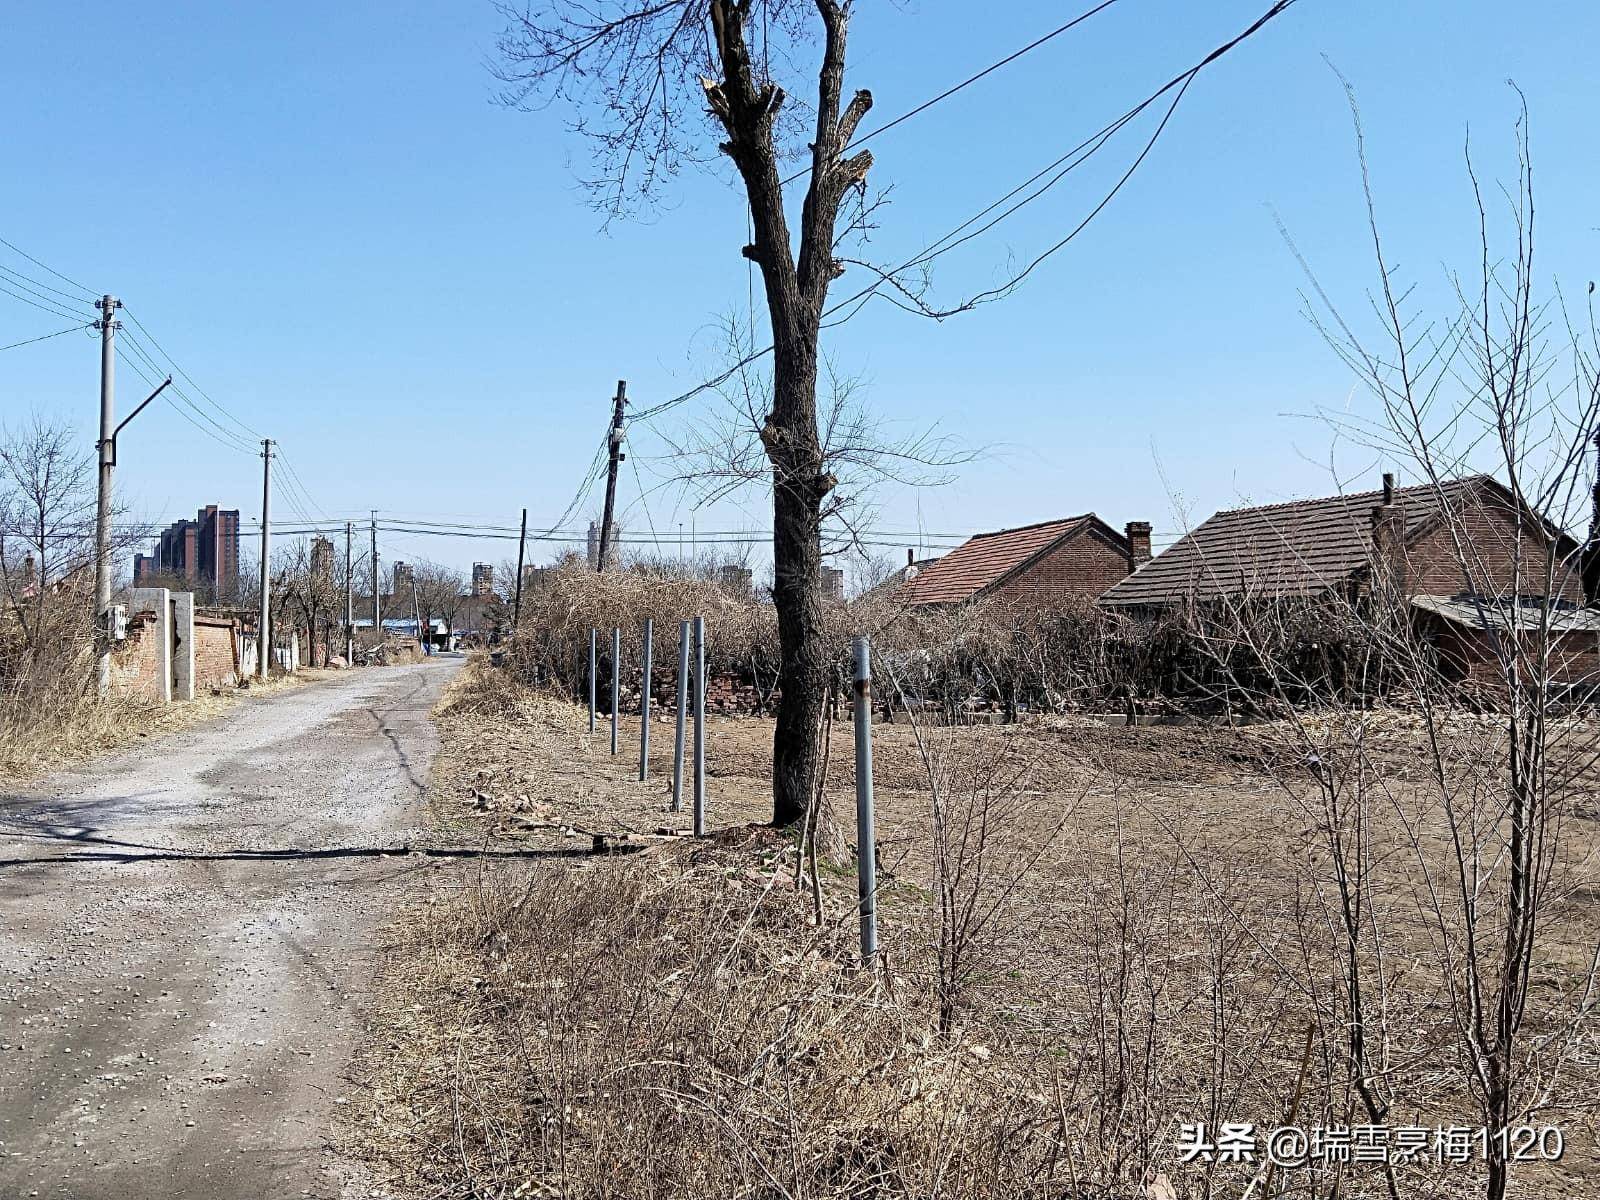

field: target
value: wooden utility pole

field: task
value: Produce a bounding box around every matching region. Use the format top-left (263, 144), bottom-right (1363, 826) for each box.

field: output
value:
top-left (596, 381), bottom-right (626, 571)
top-left (512, 506), bottom-right (527, 628)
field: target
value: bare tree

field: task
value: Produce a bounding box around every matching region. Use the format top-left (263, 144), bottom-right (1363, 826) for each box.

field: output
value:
top-left (493, 0), bottom-right (884, 825)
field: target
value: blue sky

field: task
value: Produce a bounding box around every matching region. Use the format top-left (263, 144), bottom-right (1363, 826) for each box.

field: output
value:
top-left (2, 1), bottom-right (1596, 582)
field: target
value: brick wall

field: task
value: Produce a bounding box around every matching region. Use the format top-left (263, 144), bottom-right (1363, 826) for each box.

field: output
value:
top-left (990, 527), bottom-right (1130, 605)
top-left (194, 615), bottom-right (239, 690)
top-left (1403, 498), bottom-right (1584, 601)
top-left (110, 612), bottom-right (162, 701)
top-left (1428, 619), bottom-right (1600, 688)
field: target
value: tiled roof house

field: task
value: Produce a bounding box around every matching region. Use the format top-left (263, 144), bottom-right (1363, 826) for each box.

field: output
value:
top-left (899, 515), bottom-right (1149, 608)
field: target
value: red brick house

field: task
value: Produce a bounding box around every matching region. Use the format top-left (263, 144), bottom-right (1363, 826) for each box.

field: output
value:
top-left (898, 515), bottom-right (1150, 608)
top-left (1098, 474), bottom-right (1595, 686)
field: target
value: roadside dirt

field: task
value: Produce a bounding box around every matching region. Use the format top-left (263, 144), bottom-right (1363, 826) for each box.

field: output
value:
top-left (0, 655), bottom-right (463, 1200)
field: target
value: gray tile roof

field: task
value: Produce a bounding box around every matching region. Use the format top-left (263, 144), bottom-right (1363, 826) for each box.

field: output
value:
top-left (1099, 476), bottom-right (1495, 607)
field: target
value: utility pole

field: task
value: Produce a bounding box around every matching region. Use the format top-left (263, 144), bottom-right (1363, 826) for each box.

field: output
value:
top-left (512, 507), bottom-right (527, 629)
top-left (344, 521), bottom-right (354, 663)
top-left (257, 439), bottom-right (273, 680)
top-left (92, 294), bottom-right (121, 696)
top-left (596, 380), bottom-right (626, 572)
top-left (411, 574), bottom-right (424, 654)
top-left (370, 513), bottom-right (380, 648)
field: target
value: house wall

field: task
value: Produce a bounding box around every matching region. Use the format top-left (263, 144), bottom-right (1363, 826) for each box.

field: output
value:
top-left (989, 529), bottom-right (1130, 605)
top-left (1404, 502), bottom-right (1584, 601)
top-left (1426, 619), bottom-right (1600, 689)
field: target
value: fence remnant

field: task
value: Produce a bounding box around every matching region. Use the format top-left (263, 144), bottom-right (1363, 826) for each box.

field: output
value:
top-left (588, 628), bottom-right (597, 734)
top-left (853, 636), bottom-right (879, 967)
top-left (692, 615), bottom-right (706, 836)
top-left (610, 627), bottom-right (621, 755)
top-left (673, 619), bottom-right (689, 813)
top-left (639, 617), bottom-right (653, 782)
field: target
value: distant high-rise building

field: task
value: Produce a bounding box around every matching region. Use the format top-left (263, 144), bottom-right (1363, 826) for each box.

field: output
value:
top-left (311, 536), bottom-right (336, 581)
top-left (820, 566), bottom-right (845, 602)
top-left (471, 562), bottom-right (494, 597)
top-left (134, 504), bottom-right (240, 596)
top-left (391, 560), bottom-right (413, 596)
top-left (586, 519), bottom-right (623, 570)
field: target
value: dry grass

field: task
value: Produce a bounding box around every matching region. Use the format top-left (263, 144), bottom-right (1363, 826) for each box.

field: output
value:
top-left (346, 658), bottom-right (1600, 1199)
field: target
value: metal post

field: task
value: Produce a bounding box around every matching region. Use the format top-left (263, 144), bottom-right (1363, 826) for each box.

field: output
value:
top-left (672, 619), bottom-right (689, 812)
top-left (256, 440), bottom-right (273, 679)
top-left (639, 617), bottom-right (653, 781)
top-left (344, 522), bottom-right (354, 663)
top-left (610, 626), bottom-right (621, 755)
top-left (370, 514), bottom-right (380, 653)
top-left (588, 628), bottom-right (597, 733)
top-left (853, 636), bottom-right (879, 966)
top-left (92, 295), bottom-right (120, 695)
top-left (692, 615), bottom-right (706, 835)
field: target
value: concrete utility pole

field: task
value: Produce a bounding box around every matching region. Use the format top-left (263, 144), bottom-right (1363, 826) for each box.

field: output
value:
top-left (92, 294), bottom-right (121, 696)
top-left (596, 380), bottom-right (626, 572)
top-left (257, 439), bottom-right (273, 680)
top-left (370, 514), bottom-right (380, 648)
top-left (512, 507), bottom-right (527, 629)
top-left (344, 522), bottom-right (354, 663)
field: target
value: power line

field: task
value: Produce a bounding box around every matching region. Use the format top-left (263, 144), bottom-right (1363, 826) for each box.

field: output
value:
top-left (0, 278), bottom-right (90, 323)
top-left (0, 235), bottom-right (97, 298)
top-left (778, 0), bottom-right (1124, 187)
top-left (0, 323), bottom-right (92, 353)
top-left (121, 306), bottom-right (264, 443)
top-left (633, 0), bottom-right (1299, 424)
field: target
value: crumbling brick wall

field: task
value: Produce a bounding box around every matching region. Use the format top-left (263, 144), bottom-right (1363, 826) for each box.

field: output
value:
top-left (194, 615), bottom-right (239, 690)
top-left (110, 612), bottom-right (161, 701)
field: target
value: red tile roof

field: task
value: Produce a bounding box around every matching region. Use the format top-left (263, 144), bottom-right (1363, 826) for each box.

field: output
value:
top-left (899, 516), bottom-right (1097, 606)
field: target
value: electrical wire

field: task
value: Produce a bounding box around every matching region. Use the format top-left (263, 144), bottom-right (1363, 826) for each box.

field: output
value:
top-left (0, 323), bottom-right (92, 353)
top-left (121, 306), bottom-right (265, 443)
top-left (632, 0), bottom-right (1299, 424)
top-left (778, 0), bottom-right (1124, 187)
top-left (0, 235), bottom-right (97, 298)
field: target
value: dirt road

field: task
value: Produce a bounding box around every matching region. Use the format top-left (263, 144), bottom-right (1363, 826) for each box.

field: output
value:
top-left (0, 655), bottom-right (462, 1200)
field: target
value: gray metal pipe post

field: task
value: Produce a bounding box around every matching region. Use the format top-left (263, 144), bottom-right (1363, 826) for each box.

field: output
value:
top-left (588, 629), bottom-right (597, 733)
top-left (672, 619), bottom-right (689, 812)
top-left (639, 617), bottom-right (653, 781)
top-left (610, 627), bottom-right (621, 755)
top-left (692, 615), bottom-right (706, 835)
top-left (852, 636), bottom-right (879, 965)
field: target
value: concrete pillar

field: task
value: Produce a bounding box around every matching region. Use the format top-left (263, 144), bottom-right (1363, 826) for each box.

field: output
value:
top-left (129, 587), bottom-right (172, 703)
top-left (171, 591), bottom-right (195, 701)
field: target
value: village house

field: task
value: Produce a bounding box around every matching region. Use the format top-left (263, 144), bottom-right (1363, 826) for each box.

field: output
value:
top-left (897, 514), bottom-right (1150, 608)
top-left (1098, 474), bottom-right (1597, 687)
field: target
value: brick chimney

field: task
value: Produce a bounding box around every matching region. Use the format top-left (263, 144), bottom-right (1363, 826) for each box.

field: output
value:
top-left (1370, 472), bottom-right (1407, 595)
top-left (1124, 521), bottom-right (1152, 573)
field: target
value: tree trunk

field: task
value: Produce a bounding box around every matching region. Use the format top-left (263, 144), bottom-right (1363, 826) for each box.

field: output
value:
top-left (707, 0), bottom-right (870, 827)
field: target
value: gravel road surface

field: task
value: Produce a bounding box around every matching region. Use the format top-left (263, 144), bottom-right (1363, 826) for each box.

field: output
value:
top-left (0, 655), bottom-right (462, 1199)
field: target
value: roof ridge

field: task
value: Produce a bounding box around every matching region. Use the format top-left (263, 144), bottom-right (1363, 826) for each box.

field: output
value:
top-left (1208, 474), bottom-right (1488, 520)
top-left (967, 513), bottom-right (1092, 539)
